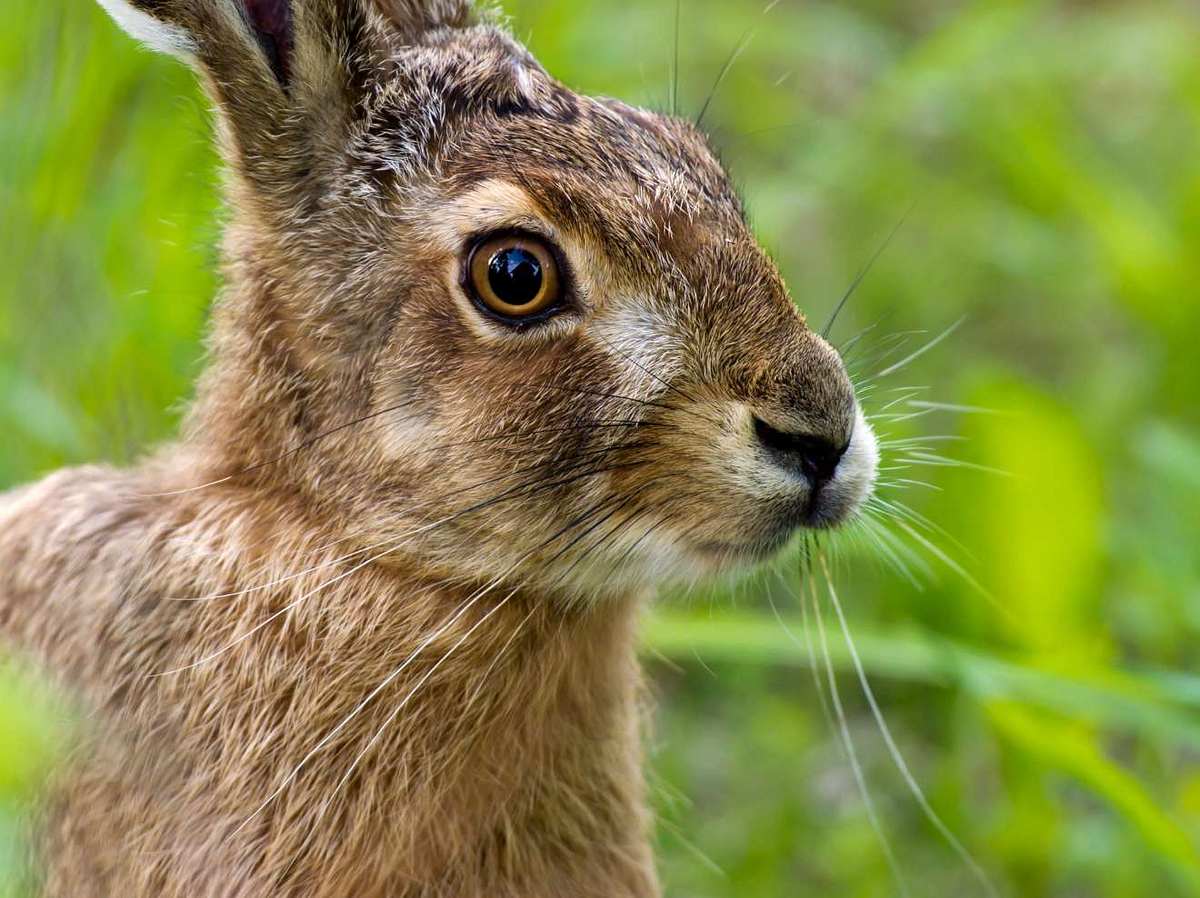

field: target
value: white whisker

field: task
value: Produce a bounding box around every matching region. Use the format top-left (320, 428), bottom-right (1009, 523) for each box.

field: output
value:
top-left (229, 564), bottom-right (516, 838)
top-left (152, 531), bottom-right (416, 677)
top-left (819, 556), bottom-right (998, 898)
top-left (290, 584), bottom-right (523, 867)
top-left (897, 452), bottom-right (1009, 477)
top-left (873, 318), bottom-right (965, 380)
top-left (869, 495), bottom-right (974, 560)
top-left (907, 400), bottom-right (1004, 416)
top-left (808, 576), bottom-right (909, 896)
top-left (859, 512), bottom-right (931, 588)
top-left (877, 478), bottom-right (943, 493)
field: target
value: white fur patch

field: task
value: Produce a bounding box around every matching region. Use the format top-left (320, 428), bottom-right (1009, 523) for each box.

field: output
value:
top-left (594, 302), bottom-right (683, 398)
top-left (96, 0), bottom-right (197, 58)
top-left (833, 407), bottom-right (880, 511)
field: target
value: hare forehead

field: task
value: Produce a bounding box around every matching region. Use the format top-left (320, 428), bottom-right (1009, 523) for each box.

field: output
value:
top-left (431, 173), bottom-right (751, 294)
top-left (428, 118), bottom-right (742, 266)
top-left (357, 36), bottom-right (737, 221)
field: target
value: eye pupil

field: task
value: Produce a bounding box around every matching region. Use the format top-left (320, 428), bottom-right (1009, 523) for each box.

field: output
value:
top-left (468, 233), bottom-right (561, 320)
top-left (488, 248), bottom-right (544, 306)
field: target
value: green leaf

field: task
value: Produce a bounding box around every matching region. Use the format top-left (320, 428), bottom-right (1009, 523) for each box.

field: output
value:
top-left (642, 611), bottom-right (1200, 749)
top-left (989, 702), bottom-right (1200, 888)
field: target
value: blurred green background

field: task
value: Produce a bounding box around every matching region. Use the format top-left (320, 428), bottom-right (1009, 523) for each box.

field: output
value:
top-left (3, 0), bottom-right (1200, 895)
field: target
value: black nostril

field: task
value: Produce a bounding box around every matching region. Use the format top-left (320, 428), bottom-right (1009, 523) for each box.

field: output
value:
top-left (754, 417), bottom-right (848, 486)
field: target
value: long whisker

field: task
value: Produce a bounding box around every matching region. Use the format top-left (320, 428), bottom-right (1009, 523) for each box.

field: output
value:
top-left (596, 332), bottom-right (702, 407)
top-left (868, 495), bottom-right (971, 558)
top-left (140, 398), bottom-right (425, 497)
top-left (240, 483), bottom-right (637, 840)
top-left (228, 563), bottom-right (520, 839)
top-left (555, 478), bottom-right (715, 587)
top-left (871, 409), bottom-right (937, 427)
top-left (767, 572), bottom-right (832, 734)
top-left (551, 494), bottom-right (654, 586)
top-left (515, 380), bottom-right (716, 427)
top-left (154, 455), bottom-right (653, 673)
top-left (876, 387), bottom-right (930, 413)
top-left (282, 583), bottom-right (521, 870)
top-left (845, 328), bottom-right (927, 375)
top-left (855, 511), bottom-right (929, 589)
top-left (823, 205), bottom-right (915, 339)
top-left (171, 437), bottom-right (657, 602)
top-left (839, 314), bottom-right (893, 360)
top-left (879, 477), bottom-right (943, 493)
top-left (872, 317), bottom-right (965, 381)
top-left (282, 491), bottom-right (643, 859)
top-left (883, 517), bottom-right (1022, 631)
top-left (819, 555), bottom-right (998, 898)
top-left (878, 435), bottom-right (966, 448)
top-left (894, 451), bottom-right (1009, 477)
top-left (671, 0), bottom-right (681, 116)
top-left (906, 400), bottom-right (1003, 416)
top-left (695, 0), bottom-right (780, 127)
top-left (144, 403), bottom-right (670, 501)
top-left (807, 574), bottom-right (909, 896)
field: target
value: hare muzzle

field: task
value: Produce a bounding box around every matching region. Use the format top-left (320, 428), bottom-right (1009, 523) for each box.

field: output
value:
top-left (588, 286), bottom-right (877, 580)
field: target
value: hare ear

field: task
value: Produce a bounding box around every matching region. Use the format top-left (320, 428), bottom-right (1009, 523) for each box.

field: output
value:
top-left (98, 1), bottom-right (474, 92)
top-left (370, 0), bottom-right (472, 37)
top-left (96, 1), bottom-right (199, 58)
top-left (96, 0), bottom-right (306, 182)
top-left (98, 0), bottom-right (477, 200)
top-left (97, 1), bottom-right (299, 87)
top-left (96, 1), bottom-right (369, 194)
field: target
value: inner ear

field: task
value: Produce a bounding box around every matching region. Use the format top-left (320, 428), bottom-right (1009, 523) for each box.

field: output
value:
top-left (244, 0), bottom-right (294, 86)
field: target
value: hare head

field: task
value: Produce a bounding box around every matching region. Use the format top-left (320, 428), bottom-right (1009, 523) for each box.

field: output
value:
top-left (103, 0), bottom-right (878, 601)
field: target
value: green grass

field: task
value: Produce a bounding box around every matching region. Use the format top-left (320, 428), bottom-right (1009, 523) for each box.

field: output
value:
top-left (3, 1), bottom-right (1200, 895)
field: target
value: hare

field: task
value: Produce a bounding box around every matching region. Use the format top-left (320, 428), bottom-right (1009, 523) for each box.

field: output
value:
top-left (0, 0), bottom-right (879, 896)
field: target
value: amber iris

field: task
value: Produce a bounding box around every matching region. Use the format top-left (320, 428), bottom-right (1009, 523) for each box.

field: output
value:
top-left (468, 234), bottom-right (561, 318)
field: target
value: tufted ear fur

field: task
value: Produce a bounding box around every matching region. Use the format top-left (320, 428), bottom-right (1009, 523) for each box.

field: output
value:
top-left (97, 0), bottom-right (475, 200)
top-left (372, 0), bottom-right (473, 37)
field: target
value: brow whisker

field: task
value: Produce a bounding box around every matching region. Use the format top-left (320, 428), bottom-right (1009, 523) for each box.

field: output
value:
top-left (695, 0), bottom-right (780, 128)
top-left (823, 205), bottom-right (915, 339)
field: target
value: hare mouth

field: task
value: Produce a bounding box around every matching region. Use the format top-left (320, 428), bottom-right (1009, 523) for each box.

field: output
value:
top-left (694, 531), bottom-right (792, 564)
top-left (695, 498), bottom-right (850, 563)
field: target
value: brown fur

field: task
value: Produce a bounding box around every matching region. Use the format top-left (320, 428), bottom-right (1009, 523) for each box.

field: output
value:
top-left (0, 1), bottom-right (875, 895)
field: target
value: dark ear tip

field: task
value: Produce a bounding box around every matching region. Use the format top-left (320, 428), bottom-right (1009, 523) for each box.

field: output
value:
top-left (243, 0), bottom-right (294, 85)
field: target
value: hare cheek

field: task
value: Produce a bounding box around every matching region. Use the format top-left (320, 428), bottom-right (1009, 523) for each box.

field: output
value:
top-left (593, 303), bottom-right (684, 393)
top-left (374, 376), bottom-right (440, 461)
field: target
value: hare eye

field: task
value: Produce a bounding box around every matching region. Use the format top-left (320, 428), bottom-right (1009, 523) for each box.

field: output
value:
top-left (467, 233), bottom-right (562, 320)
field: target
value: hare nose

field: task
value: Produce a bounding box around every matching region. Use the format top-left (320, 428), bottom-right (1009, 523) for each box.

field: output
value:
top-left (753, 417), bottom-right (848, 486)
